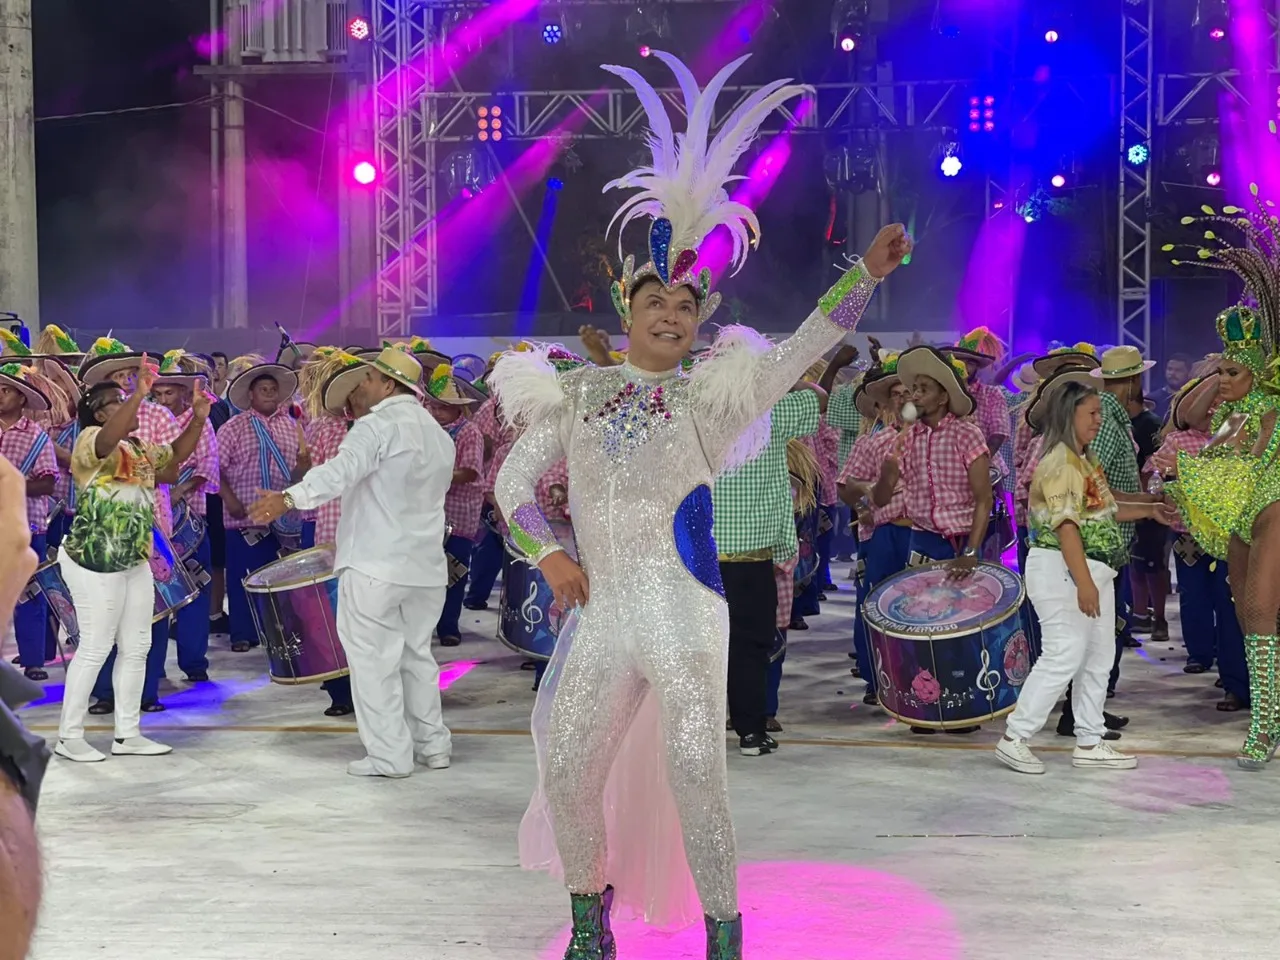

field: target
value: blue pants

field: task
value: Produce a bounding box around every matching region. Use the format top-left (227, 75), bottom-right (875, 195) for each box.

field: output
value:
top-left (817, 506), bottom-right (838, 588)
top-left (767, 644), bottom-right (785, 718)
top-left (14, 533), bottom-right (48, 668)
top-left (226, 529), bottom-right (281, 646)
top-left (856, 525), bottom-right (913, 694)
top-left (464, 523), bottom-right (503, 606)
top-left (300, 520), bottom-right (317, 550)
top-left (831, 503), bottom-right (857, 559)
top-left (1108, 567), bottom-right (1132, 693)
top-left (94, 617), bottom-right (168, 706)
top-left (436, 535), bottom-right (474, 638)
top-left (1177, 553), bottom-right (1248, 701)
top-left (322, 676), bottom-right (353, 708)
top-left (908, 528), bottom-right (959, 563)
top-left (1016, 525), bottom-right (1042, 651)
top-left (793, 567), bottom-right (822, 620)
top-left (173, 530), bottom-right (212, 675)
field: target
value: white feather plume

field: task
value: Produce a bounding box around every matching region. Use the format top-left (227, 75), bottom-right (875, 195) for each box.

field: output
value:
top-left (488, 346), bottom-right (566, 430)
top-left (689, 324), bottom-right (774, 474)
top-left (600, 51), bottom-right (811, 276)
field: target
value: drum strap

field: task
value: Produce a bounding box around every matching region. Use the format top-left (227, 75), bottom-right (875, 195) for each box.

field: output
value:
top-left (250, 416), bottom-right (293, 490)
top-left (56, 422), bottom-right (80, 512)
top-left (178, 462), bottom-right (197, 485)
top-left (18, 431), bottom-right (48, 478)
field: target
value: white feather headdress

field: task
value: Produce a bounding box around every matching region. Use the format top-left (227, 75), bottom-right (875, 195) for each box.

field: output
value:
top-left (600, 51), bottom-right (811, 326)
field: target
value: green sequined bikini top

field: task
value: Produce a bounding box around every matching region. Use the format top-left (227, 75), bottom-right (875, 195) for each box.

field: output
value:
top-left (1210, 390), bottom-right (1280, 454)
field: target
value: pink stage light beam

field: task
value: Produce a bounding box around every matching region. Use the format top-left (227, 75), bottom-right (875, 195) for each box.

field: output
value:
top-left (1225, 0), bottom-right (1280, 202)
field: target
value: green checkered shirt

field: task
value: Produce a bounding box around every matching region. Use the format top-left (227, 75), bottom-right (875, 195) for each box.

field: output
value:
top-left (1091, 390), bottom-right (1141, 562)
top-left (712, 390), bottom-right (820, 560)
top-left (826, 381), bottom-right (862, 466)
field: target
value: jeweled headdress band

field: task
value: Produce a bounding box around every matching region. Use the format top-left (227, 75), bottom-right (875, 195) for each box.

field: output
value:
top-left (600, 51), bottom-right (811, 328)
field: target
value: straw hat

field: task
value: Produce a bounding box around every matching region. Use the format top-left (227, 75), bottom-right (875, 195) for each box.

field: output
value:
top-left (426, 363), bottom-right (480, 407)
top-left (227, 363), bottom-right (300, 411)
top-left (32, 357), bottom-right (82, 411)
top-left (941, 326), bottom-right (1003, 370)
top-left (1026, 368), bottom-right (1097, 430)
top-left (32, 324), bottom-right (85, 366)
top-left (79, 338), bottom-right (149, 386)
top-left (366, 346), bottom-right (424, 397)
top-left (1011, 362), bottom-right (1040, 393)
top-left (308, 350), bottom-right (371, 416)
top-left (153, 349), bottom-right (210, 389)
top-left (0, 362), bottom-right (50, 412)
top-left (1171, 374), bottom-right (1220, 431)
top-left (861, 353), bottom-right (902, 414)
top-left (1090, 345), bottom-right (1155, 380)
top-left (896, 345), bottom-right (975, 418)
top-left (277, 341), bottom-right (318, 371)
top-left (1032, 342), bottom-right (1100, 378)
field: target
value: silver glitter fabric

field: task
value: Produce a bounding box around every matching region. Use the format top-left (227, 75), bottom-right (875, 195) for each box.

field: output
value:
top-left (495, 267), bottom-right (880, 922)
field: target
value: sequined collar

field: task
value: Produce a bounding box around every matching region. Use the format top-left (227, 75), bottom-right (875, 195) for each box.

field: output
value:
top-left (621, 361), bottom-right (682, 384)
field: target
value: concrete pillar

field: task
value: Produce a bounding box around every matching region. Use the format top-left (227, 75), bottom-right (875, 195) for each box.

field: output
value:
top-left (0, 0), bottom-right (39, 331)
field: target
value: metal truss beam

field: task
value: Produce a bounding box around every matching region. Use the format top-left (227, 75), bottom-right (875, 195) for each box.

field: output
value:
top-left (1118, 0), bottom-right (1153, 358)
top-left (419, 79), bottom-right (979, 142)
top-left (1157, 69), bottom-right (1280, 125)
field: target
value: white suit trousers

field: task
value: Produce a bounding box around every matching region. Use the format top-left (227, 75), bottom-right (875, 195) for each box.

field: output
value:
top-left (57, 549), bottom-right (155, 741)
top-left (337, 571), bottom-right (451, 775)
top-left (1006, 548), bottom-right (1117, 748)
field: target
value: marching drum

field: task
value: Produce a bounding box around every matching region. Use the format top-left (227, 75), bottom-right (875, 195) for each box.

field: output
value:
top-left (793, 506), bottom-right (821, 590)
top-left (20, 560), bottom-right (80, 645)
top-left (243, 546), bottom-right (348, 684)
top-left (151, 526), bottom-right (200, 623)
top-left (170, 499), bottom-right (207, 560)
top-left (982, 465), bottom-right (1016, 562)
top-left (863, 560), bottom-right (1035, 730)
top-left (498, 519), bottom-right (578, 661)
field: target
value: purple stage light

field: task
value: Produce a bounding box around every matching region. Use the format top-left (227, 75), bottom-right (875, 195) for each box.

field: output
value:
top-left (1044, 29), bottom-right (1059, 43)
top-left (839, 35), bottom-right (856, 53)
top-left (1050, 174), bottom-right (1066, 188)
top-left (1209, 26), bottom-right (1226, 41)
top-left (1206, 170), bottom-right (1223, 187)
top-left (352, 161), bottom-right (378, 185)
top-left (639, 44), bottom-right (651, 57)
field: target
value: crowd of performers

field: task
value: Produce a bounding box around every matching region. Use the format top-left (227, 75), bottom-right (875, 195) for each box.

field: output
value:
top-left (3, 49), bottom-right (1280, 960)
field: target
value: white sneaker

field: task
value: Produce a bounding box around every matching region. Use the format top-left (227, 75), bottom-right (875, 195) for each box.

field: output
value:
top-left (55, 739), bottom-right (106, 763)
top-left (111, 736), bottom-right (173, 757)
top-left (346, 758), bottom-right (411, 779)
top-left (995, 736), bottom-right (1045, 775)
top-left (415, 752), bottom-right (451, 770)
top-left (1073, 741), bottom-right (1137, 769)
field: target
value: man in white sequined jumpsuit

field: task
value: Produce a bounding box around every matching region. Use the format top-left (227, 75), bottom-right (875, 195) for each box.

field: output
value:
top-left (492, 226), bottom-right (908, 959)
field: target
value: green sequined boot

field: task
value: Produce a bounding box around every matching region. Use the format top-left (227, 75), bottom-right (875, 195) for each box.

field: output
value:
top-left (1238, 636), bottom-right (1280, 770)
top-left (705, 913), bottom-right (743, 960)
top-left (563, 886), bottom-right (616, 960)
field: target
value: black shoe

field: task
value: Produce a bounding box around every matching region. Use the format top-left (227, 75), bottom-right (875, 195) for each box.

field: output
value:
top-left (88, 699), bottom-right (114, 715)
top-left (862, 690), bottom-right (879, 706)
top-left (850, 664), bottom-right (862, 678)
top-left (23, 667), bottom-right (48, 682)
top-left (789, 618), bottom-right (809, 631)
top-left (1131, 615), bottom-right (1154, 633)
top-left (1104, 711), bottom-right (1129, 730)
top-left (1183, 662), bottom-right (1210, 674)
top-left (909, 725), bottom-right (937, 735)
top-left (823, 583), bottom-right (838, 592)
top-left (438, 635), bottom-right (462, 647)
top-left (817, 593), bottom-right (828, 602)
top-left (462, 600), bottom-right (488, 611)
top-left (324, 703), bottom-right (354, 717)
top-left (141, 701), bottom-right (166, 713)
top-left (762, 733), bottom-right (779, 751)
top-left (1122, 635), bottom-right (1143, 648)
top-left (739, 734), bottom-right (773, 756)
top-left (185, 671), bottom-right (210, 682)
top-left (944, 725), bottom-right (980, 735)
top-left (209, 614), bottom-right (230, 635)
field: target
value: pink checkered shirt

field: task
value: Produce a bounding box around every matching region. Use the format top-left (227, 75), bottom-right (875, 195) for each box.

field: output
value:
top-left (471, 398), bottom-right (513, 446)
top-left (1016, 434), bottom-right (1045, 528)
top-left (444, 418), bottom-right (485, 542)
top-left (218, 407), bottom-right (301, 530)
top-left (537, 457), bottom-right (571, 523)
top-left (133, 400), bottom-right (181, 536)
top-left (174, 407), bottom-right (219, 518)
top-left (840, 428), bottom-right (908, 541)
top-left (774, 554), bottom-right (799, 630)
top-left (900, 414), bottom-right (988, 538)
top-left (972, 380), bottom-right (1011, 446)
top-left (1154, 428), bottom-right (1210, 535)
top-left (802, 420), bottom-right (841, 507)
top-left (304, 415), bottom-right (348, 545)
top-left (0, 416), bottom-right (58, 534)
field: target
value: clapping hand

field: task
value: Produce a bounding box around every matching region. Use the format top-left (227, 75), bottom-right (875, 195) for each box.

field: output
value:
top-left (136, 353), bottom-right (157, 395)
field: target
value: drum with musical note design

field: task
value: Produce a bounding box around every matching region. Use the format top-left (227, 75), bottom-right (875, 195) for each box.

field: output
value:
top-left (863, 560), bottom-right (1034, 730)
top-left (498, 520), bottom-right (578, 661)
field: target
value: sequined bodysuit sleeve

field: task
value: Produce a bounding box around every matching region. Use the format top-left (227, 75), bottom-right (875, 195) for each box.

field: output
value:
top-left (697, 261), bottom-right (881, 469)
top-left (494, 390), bottom-right (572, 564)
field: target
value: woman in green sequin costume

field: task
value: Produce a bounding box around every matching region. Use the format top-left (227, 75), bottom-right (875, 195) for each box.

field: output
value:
top-left (1164, 188), bottom-right (1280, 769)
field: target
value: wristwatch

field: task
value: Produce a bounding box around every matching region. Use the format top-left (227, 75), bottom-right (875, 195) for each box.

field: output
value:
top-left (960, 547), bottom-right (978, 558)
top-left (281, 491), bottom-right (296, 513)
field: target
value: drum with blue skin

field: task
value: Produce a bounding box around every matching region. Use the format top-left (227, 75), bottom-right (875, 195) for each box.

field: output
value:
top-left (151, 526), bottom-right (200, 623)
top-left (793, 505), bottom-right (820, 590)
top-left (863, 560), bottom-right (1035, 729)
top-left (243, 545), bottom-right (348, 684)
top-left (499, 520), bottom-right (578, 661)
top-left (170, 499), bottom-right (207, 561)
top-left (26, 560), bottom-right (79, 644)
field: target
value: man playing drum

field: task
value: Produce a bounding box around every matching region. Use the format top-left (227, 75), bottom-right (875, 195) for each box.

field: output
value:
top-left (248, 347), bottom-right (456, 779)
top-left (0, 364), bottom-right (58, 681)
top-left (151, 351), bottom-right (220, 684)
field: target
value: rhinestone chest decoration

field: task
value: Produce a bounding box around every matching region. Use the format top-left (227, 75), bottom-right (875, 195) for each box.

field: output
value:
top-left (583, 376), bottom-right (675, 462)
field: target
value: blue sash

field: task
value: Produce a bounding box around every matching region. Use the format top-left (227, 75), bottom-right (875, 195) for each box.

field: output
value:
top-left (57, 422), bottom-right (80, 511)
top-left (19, 430), bottom-right (49, 477)
top-left (249, 415), bottom-right (293, 489)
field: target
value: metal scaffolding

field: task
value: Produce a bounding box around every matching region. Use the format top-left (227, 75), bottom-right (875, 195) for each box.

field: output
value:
top-left (1118, 0), bottom-right (1153, 358)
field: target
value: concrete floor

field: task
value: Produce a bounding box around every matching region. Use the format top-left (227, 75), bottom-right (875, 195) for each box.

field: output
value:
top-left (11, 568), bottom-right (1278, 960)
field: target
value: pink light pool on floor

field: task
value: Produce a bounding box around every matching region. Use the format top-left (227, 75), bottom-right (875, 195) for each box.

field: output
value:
top-left (538, 861), bottom-right (961, 959)
top-left (439, 660), bottom-right (480, 691)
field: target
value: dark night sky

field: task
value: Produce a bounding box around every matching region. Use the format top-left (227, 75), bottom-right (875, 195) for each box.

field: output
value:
top-left (33, 2), bottom-right (216, 331)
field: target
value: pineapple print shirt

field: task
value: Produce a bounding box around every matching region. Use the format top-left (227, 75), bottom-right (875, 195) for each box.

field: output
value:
top-left (64, 427), bottom-right (173, 573)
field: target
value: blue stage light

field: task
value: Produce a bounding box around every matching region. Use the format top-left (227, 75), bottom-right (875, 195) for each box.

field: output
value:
top-left (940, 155), bottom-right (962, 177)
top-left (542, 23), bottom-right (562, 44)
top-left (1127, 144), bottom-right (1150, 166)
top-left (547, 177), bottom-right (564, 191)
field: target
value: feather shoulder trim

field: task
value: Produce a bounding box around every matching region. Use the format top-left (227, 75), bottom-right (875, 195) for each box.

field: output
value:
top-left (690, 324), bottom-right (774, 474)
top-left (489, 346), bottom-right (570, 430)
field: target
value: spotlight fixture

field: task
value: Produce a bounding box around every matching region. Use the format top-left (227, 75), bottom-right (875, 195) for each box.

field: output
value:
top-left (347, 16), bottom-right (370, 41)
top-left (968, 95), bottom-right (996, 134)
top-left (445, 146), bottom-right (500, 200)
top-left (547, 177), bottom-right (564, 191)
top-left (1205, 168), bottom-right (1223, 187)
top-left (1127, 143), bottom-right (1150, 166)
top-left (1044, 29), bottom-right (1059, 43)
top-left (831, 0), bottom-right (869, 53)
top-left (1050, 173), bottom-right (1066, 188)
top-left (1192, 0), bottom-right (1230, 41)
top-left (476, 104), bottom-right (503, 143)
top-left (626, 4), bottom-right (671, 56)
top-left (351, 160), bottom-right (378, 185)
top-left (938, 142), bottom-right (962, 178)
top-left (639, 44), bottom-right (652, 57)
top-left (542, 22), bottom-right (562, 44)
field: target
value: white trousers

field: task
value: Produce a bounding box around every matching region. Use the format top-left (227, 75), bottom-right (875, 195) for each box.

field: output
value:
top-left (337, 571), bottom-right (451, 775)
top-left (1006, 548), bottom-right (1117, 747)
top-left (57, 549), bottom-right (154, 741)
